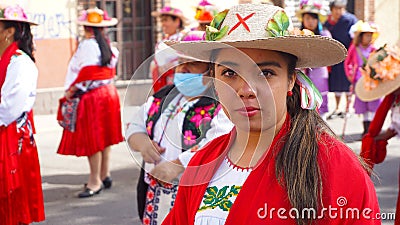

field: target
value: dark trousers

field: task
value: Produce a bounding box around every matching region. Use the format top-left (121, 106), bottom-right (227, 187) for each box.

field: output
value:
top-left (136, 166), bottom-right (148, 221)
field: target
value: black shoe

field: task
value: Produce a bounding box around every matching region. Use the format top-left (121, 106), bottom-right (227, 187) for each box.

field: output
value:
top-left (83, 177), bottom-right (112, 189)
top-left (78, 186), bottom-right (103, 198)
top-left (102, 177), bottom-right (112, 189)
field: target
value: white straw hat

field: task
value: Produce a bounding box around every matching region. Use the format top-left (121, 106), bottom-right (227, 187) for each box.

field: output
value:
top-left (165, 3), bottom-right (347, 68)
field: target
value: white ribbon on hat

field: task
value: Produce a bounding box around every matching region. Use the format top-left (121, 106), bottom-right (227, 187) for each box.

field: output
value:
top-left (295, 69), bottom-right (323, 110)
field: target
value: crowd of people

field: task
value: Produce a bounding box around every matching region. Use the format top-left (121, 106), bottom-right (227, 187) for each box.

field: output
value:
top-left (1, 0), bottom-right (400, 225)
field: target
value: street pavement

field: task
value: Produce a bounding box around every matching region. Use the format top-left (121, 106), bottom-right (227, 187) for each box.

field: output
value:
top-left (32, 93), bottom-right (398, 225)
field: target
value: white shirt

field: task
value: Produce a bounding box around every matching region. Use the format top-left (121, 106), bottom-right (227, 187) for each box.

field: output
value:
top-left (391, 103), bottom-right (400, 136)
top-left (195, 157), bottom-right (252, 225)
top-left (126, 93), bottom-right (233, 171)
top-left (64, 38), bottom-right (119, 91)
top-left (0, 52), bottom-right (37, 126)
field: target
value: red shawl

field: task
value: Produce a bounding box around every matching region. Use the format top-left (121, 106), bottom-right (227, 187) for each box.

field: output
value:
top-left (361, 93), bottom-right (395, 170)
top-left (66, 65), bottom-right (115, 91)
top-left (163, 116), bottom-right (381, 225)
top-left (0, 42), bottom-right (19, 99)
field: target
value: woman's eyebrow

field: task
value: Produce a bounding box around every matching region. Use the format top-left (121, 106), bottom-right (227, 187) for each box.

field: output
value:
top-left (256, 61), bottom-right (282, 68)
top-left (216, 61), bottom-right (239, 68)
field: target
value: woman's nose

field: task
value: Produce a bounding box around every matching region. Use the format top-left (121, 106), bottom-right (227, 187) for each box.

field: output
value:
top-left (237, 77), bottom-right (256, 98)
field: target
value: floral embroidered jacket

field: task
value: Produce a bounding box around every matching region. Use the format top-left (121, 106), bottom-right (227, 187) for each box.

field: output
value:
top-left (145, 84), bottom-right (221, 150)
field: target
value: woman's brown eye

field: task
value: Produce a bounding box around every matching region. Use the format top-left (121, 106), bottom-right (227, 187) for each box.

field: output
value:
top-left (221, 69), bottom-right (236, 77)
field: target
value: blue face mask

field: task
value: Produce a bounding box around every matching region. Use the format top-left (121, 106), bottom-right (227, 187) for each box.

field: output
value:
top-left (173, 71), bottom-right (209, 97)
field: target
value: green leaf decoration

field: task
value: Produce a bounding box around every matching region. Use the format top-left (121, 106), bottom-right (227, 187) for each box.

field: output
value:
top-left (206, 186), bottom-right (218, 197)
top-left (216, 186), bottom-right (228, 199)
top-left (219, 200), bottom-right (233, 211)
top-left (206, 9), bottom-right (230, 41)
top-left (214, 25), bottom-right (229, 41)
top-left (265, 10), bottom-right (290, 37)
top-left (211, 9), bottom-right (229, 29)
top-left (198, 185), bottom-right (242, 212)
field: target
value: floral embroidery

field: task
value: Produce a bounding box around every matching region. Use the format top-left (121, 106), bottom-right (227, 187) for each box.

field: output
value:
top-left (146, 121), bottom-right (153, 136)
top-left (205, 9), bottom-right (229, 41)
top-left (183, 130), bottom-right (197, 146)
top-left (266, 10), bottom-right (290, 37)
top-left (182, 103), bottom-right (220, 149)
top-left (198, 185), bottom-right (242, 212)
top-left (190, 105), bottom-right (213, 127)
top-left (148, 98), bottom-right (161, 117)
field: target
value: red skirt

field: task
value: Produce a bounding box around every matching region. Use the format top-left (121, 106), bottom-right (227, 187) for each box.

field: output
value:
top-left (0, 121), bottom-right (45, 224)
top-left (57, 84), bottom-right (123, 156)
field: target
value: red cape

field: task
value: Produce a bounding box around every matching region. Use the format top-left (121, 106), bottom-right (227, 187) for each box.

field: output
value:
top-left (163, 117), bottom-right (381, 224)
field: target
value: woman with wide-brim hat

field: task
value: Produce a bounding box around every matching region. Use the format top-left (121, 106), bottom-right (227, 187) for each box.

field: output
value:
top-left (57, 7), bottom-right (123, 198)
top-left (162, 3), bottom-right (380, 224)
top-left (356, 44), bottom-right (400, 224)
top-left (150, 6), bottom-right (189, 92)
top-left (0, 4), bottom-right (45, 224)
top-left (127, 30), bottom-right (233, 224)
top-left (295, 0), bottom-right (331, 120)
top-left (345, 20), bottom-right (380, 135)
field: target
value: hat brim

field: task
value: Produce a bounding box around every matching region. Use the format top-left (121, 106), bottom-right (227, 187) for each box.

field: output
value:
top-left (355, 75), bottom-right (400, 101)
top-left (165, 35), bottom-right (347, 68)
top-left (77, 18), bottom-right (118, 27)
top-left (0, 18), bottom-right (38, 26)
top-left (151, 11), bottom-right (189, 26)
top-left (295, 10), bottom-right (327, 24)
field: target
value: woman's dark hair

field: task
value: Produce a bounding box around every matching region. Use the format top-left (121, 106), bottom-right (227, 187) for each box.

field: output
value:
top-left (300, 13), bottom-right (321, 35)
top-left (3, 21), bottom-right (35, 62)
top-left (168, 15), bottom-right (184, 29)
top-left (85, 26), bottom-right (112, 66)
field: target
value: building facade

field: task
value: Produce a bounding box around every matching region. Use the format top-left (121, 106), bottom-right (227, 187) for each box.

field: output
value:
top-left (2, 0), bottom-right (399, 89)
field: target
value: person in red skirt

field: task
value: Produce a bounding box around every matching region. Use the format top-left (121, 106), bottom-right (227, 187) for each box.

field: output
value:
top-left (57, 7), bottom-right (123, 198)
top-left (0, 4), bottom-right (45, 224)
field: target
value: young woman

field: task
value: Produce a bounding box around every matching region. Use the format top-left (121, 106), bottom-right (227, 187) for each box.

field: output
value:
top-left (345, 21), bottom-right (380, 135)
top-left (57, 8), bottom-right (123, 198)
top-left (163, 4), bottom-right (380, 225)
top-left (127, 31), bottom-right (233, 224)
top-left (296, 0), bottom-right (331, 119)
top-left (0, 4), bottom-right (45, 224)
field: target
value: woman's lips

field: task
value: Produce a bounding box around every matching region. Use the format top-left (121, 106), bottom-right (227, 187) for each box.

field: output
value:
top-left (236, 106), bottom-right (260, 117)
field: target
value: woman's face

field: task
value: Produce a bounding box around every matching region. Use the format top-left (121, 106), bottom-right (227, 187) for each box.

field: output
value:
top-left (330, 6), bottom-right (345, 22)
top-left (214, 48), bottom-right (295, 132)
top-left (160, 15), bottom-right (180, 36)
top-left (302, 13), bottom-right (318, 31)
top-left (0, 22), bottom-right (14, 55)
top-left (361, 32), bottom-right (373, 46)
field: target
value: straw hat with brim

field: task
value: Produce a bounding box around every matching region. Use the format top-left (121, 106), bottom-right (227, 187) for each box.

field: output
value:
top-left (349, 20), bottom-right (379, 40)
top-left (295, 0), bottom-right (328, 24)
top-left (355, 46), bottom-right (400, 101)
top-left (151, 6), bottom-right (189, 26)
top-left (165, 4), bottom-right (347, 69)
top-left (0, 4), bottom-right (38, 26)
top-left (77, 8), bottom-right (118, 27)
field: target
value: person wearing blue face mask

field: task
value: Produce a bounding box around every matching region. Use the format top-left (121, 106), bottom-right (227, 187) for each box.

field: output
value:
top-left (126, 31), bottom-right (233, 224)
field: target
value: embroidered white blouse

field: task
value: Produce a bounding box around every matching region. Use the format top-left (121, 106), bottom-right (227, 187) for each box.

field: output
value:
top-left (0, 52), bottom-right (37, 126)
top-left (126, 93), bottom-right (233, 174)
top-left (195, 156), bottom-right (252, 225)
top-left (64, 38), bottom-right (119, 91)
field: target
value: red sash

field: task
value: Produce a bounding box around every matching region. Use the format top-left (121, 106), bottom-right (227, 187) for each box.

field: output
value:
top-left (0, 42), bottom-right (19, 99)
top-left (67, 65), bottom-right (115, 90)
top-left (58, 65), bottom-right (115, 122)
